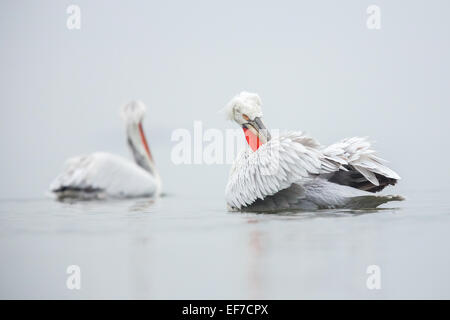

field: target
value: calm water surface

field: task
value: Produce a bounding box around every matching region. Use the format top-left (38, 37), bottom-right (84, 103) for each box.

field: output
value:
top-left (0, 187), bottom-right (449, 299)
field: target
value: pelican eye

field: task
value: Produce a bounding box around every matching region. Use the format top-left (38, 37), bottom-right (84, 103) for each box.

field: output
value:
top-left (242, 114), bottom-right (250, 121)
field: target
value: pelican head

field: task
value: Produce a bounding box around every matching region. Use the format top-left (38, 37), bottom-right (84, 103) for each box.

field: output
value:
top-left (121, 100), bottom-right (156, 174)
top-left (225, 91), bottom-right (271, 150)
top-left (121, 100), bottom-right (147, 125)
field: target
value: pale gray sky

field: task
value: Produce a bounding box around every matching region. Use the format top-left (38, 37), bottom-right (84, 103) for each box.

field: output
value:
top-left (1, 0), bottom-right (449, 198)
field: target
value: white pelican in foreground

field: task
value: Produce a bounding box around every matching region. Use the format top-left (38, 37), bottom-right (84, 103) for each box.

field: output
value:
top-left (225, 92), bottom-right (402, 211)
top-left (49, 101), bottom-right (161, 200)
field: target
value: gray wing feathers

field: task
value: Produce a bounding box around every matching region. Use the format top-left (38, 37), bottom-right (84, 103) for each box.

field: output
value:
top-left (226, 132), bottom-right (340, 209)
top-left (323, 137), bottom-right (400, 190)
top-left (226, 133), bottom-right (401, 210)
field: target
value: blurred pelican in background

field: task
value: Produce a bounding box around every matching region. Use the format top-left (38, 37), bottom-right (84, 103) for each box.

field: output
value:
top-left (224, 91), bottom-right (402, 212)
top-left (49, 101), bottom-right (161, 200)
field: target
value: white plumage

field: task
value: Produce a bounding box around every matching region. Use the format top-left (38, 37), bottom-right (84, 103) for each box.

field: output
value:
top-left (50, 152), bottom-right (160, 199)
top-left (225, 92), bottom-right (402, 211)
top-left (49, 101), bottom-right (161, 200)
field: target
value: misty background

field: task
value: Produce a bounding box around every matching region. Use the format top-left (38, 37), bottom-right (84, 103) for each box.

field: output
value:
top-left (1, 1), bottom-right (449, 199)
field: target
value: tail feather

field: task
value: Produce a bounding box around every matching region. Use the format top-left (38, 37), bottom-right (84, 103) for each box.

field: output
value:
top-left (328, 166), bottom-right (398, 193)
top-left (323, 137), bottom-right (400, 193)
top-left (346, 194), bottom-right (404, 209)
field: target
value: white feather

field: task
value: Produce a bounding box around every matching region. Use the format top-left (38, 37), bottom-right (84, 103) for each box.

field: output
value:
top-left (226, 132), bottom-right (402, 211)
top-left (121, 100), bottom-right (146, 125)
top-left (50, 152), bottom-right (161, 199)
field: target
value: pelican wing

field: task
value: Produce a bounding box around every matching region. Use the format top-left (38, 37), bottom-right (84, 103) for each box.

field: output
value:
top-left (323, 137), bottom-right (400, 192)
top-left (226, 132), bottom-right (341, 209)
top-left (50, 152), bottom-right (159, 199)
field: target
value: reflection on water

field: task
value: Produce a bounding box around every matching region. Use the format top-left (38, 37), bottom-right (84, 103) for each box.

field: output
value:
top-left (0, 189), bottom-right (449, 299)
top-left (247, 225), bottom-right (265, 299)
top-left (241, 207), bottom-right (401, 218)
top-left (128, 199), bottom-right (157, 212)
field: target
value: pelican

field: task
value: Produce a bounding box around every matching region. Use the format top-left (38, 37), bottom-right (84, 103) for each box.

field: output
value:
top-left (49, 101), bottom-right (161, 200)
top-left (224, 91), bottom-right (403, 211)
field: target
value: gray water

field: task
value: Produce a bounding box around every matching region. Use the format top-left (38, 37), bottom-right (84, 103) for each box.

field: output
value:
top-left (1, 185), bottom-right (449, 299)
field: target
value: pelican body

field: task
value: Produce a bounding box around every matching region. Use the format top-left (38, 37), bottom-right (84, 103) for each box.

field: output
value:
top-left (224, 92), bottom-right (402, 211)
top-left (50, 101), bottom-right (161, 200)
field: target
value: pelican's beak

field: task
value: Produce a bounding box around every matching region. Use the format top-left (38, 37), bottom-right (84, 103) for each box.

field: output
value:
top-left (138, 122), bottom-right (154, 163)
top-left (244, 117), bottom-right (271, 144)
